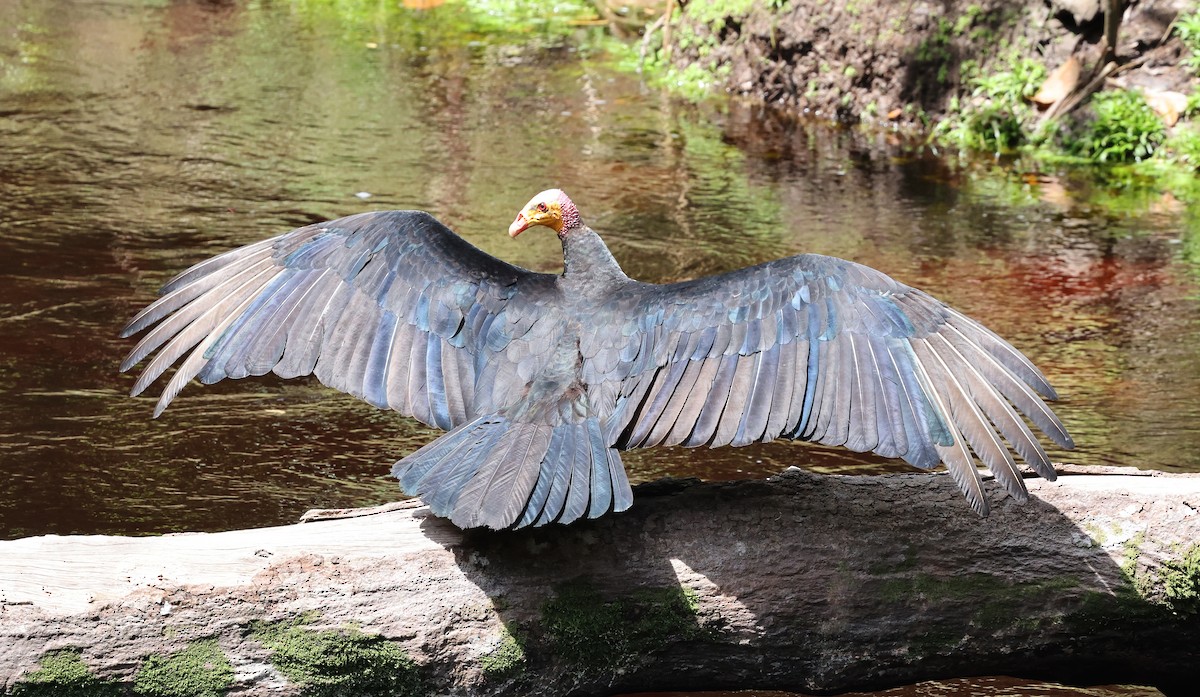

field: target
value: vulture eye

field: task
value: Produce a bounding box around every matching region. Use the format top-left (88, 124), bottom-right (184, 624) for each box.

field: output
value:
top-left (536, 203), bottom-right (549, 213)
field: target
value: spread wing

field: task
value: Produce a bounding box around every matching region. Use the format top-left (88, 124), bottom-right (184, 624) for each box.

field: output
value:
top-left (120, 210), bottom-right (559, 429)
top-left (585, 253), bottom-right (1074, 515)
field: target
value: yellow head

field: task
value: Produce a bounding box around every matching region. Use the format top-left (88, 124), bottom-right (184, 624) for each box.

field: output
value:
top-left (508, 189), bottom-right (581, 238)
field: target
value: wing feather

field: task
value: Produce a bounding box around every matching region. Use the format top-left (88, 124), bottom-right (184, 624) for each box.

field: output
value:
top-left (733, 342), bottom-right (779, 446)
top-left (845, 334), bottom-right (879, 453)
top-left (644, 358), bottom-right (709, 446)
top-left (711, 352), bottom-right (760, 447)
top-left (562, 427), bottom-right (594, 524)
top-left (130, 266), bottom-right (277, 397)
top-left (908, 340), bottom-right (988, 515)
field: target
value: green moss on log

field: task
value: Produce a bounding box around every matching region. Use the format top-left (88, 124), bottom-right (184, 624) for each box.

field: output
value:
top-left (249, 616), bottom-right (421, 697)
top-left (540, 581), bottom-right (703, 672)
top-left (1067, 543), bottom-right (1200, 633)
top-left (1160, 544), bottom-right (1200, 616)
top-left (8, 650), bottom-right (123, 697)
top-left (480, 623), bottom-right (526, 679)
top-left (132, 640), bottom-right (233, 697)
top-left (878, 573), bottom-right (1081, 637)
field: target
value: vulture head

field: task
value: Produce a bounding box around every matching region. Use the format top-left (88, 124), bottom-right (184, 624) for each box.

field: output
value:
top-left (508, 189), bottom-right (583, 238)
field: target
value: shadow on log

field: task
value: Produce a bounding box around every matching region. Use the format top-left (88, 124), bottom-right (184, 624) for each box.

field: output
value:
top-left (1, 465), bottom-right (1198, 695)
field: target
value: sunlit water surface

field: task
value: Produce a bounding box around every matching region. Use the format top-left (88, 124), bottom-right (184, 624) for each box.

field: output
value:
top-left (3, 1), bottom-right (1195, 695)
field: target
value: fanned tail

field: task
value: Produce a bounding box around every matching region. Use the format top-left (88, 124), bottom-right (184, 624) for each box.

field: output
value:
top-left (392, 415), bottom-right (633, 530)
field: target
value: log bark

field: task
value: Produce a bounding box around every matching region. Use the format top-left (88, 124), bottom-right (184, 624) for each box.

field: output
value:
top-left (1, 466), bottom-right (1198, 696)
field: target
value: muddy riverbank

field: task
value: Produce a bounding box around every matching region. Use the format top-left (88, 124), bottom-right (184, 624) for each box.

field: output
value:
top-left (663, 0), bottom-right (1197, 129)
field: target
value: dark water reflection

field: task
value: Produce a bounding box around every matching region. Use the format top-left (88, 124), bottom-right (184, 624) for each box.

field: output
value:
top-left (2, 0), bottom-right (1199, 551)
top-left (617, 677), bottom-right (1166, 697)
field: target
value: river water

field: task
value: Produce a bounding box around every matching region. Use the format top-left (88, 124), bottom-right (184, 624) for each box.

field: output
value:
top-left (0, 1), bottom-right (1195, 692)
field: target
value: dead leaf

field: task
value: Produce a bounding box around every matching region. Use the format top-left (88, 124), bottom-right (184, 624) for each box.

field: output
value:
top-left (1143, 90), bottom-right (1188, 127)
top-left (1031, 56), bottom-right (1080, 107)
top-left (886, 108), bottom-right (903, 120)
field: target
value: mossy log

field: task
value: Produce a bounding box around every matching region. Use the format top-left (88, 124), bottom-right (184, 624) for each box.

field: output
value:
top-left (1, 465), bottom-right (1198, 696)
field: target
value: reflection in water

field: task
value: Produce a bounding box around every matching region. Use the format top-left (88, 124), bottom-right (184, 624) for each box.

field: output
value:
top-left (1, 0), bottom-right (1199, 549)
top-left (617, 676), bottom-right (1165, 697)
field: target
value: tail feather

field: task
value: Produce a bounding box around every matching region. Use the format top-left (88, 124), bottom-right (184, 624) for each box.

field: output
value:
top-left (393, 415), bottom-right (634, 530)
top-left (453, 423), bottom-right (553, 529)
top-left (562, 422), bottom-right (595, 525)
top-left (535, 425), bottom-right (577, 526)
top-left (395, 414), bottom-right (501, 514)
top-left (516, 427), bottom-right (568, 528)
top-left (587, 417), bottom-right (616, 520)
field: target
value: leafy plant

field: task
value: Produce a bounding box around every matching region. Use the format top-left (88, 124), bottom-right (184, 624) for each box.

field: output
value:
top-left (933, 53), bottom-right (1046, 153)
top-left (1160, 125), bottom-right (1200, 171)
top-left (1068, 89), bottom-right (1166, 163)
top-left (683, 0), bottom-right (757, 26)
top-left (1175, 9), bottom-right (1200, 73)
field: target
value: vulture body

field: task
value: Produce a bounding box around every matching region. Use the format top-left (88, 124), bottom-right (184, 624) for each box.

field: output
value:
top-left (120, 189), bottom-right (1074, 530)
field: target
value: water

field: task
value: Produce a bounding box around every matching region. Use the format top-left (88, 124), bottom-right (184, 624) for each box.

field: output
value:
top-left (618, 678), bottom-right (1168, 697)
top-left (3, 0), bottom-right (1200, 543)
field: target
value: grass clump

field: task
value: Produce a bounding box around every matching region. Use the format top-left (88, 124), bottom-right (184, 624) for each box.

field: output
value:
top-left (683, 0), bottom-right (757, 26)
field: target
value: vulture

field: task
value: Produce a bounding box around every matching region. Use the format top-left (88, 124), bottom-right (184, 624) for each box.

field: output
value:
top-left (120, 189), bottom-right (1074, 530)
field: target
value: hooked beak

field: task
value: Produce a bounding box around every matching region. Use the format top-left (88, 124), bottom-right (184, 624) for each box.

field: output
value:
top-left (508, 213), bottom-right (530, 238)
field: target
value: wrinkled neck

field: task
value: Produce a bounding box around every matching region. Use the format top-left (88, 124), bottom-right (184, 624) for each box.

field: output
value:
top-left (560, 226), bottom-right (628, 290)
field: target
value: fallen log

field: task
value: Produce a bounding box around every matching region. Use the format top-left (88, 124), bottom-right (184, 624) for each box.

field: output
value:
top-left (1, 465), bottom-right (1197, 696)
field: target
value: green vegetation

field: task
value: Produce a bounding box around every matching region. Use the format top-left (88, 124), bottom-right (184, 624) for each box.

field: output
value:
top-left (1066, 542), bottom-right (1200, 635)
top-left (657, 61), bottom-right (732, 103)
top-left (1162, 123), bottom-right (1200, 171)
top-left (1100, 536), bottom-right (1200, 618)
top-left (480, 623), bottom-right (527, 678)
top-left (905, 9), bottom-right (1200, 184)
top-left (1066, 89), bottom-right (1165, 163)
top-left (622, 0), bottom-right (778, 102)
top-left (280, 0), bottom-right (601, 49)
top-left (1175, 9), bottom-right (1200, 73)
top-left (9, 650), bottom-right (123, 697)
top-left (913, 17), bottom-right (957, 87)
top-left (132, 640), bottom-right (234, 697)
top-left (683, 0), bottom-right (757, 26)
top-left (880, 573), bottom-right (1079, 634)
top-left (933, 51), bottom-right (1046, 153)
top-left (250, 616), bottom-right (421, 697)
top-left (1159, 544), bottom-right (1200, 617)
top-left (540, 581), bottom-right (704, 672)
